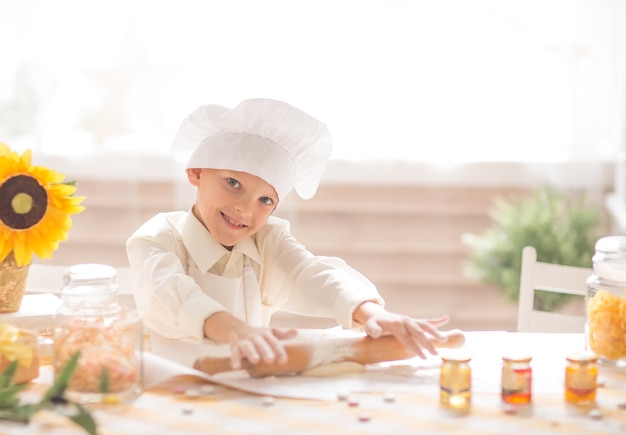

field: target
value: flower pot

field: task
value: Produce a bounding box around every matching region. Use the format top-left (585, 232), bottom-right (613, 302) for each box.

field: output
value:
top-left (0, 253), bottom-right (29, 313)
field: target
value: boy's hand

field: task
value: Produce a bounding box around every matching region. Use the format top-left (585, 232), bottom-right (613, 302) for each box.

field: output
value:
top-left (203, 311), bottom-right (297, 370)
top-left (353, 301), bottom-right (450, 359)
top-left (228, 325), bottom-right (298, 370)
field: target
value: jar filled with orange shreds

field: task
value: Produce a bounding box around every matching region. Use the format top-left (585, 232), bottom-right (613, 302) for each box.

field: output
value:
top-left (54, 264), bottom-right (142, 404)
top-left (586, 236), bottom-right (626, 367)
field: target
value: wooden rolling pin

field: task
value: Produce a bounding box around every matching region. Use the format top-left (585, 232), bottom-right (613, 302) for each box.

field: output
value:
top-left (193, 329), bottom-right (465, 378)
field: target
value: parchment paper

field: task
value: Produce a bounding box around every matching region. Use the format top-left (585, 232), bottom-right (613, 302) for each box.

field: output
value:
top-left (143, 330), bottom-right (590, 400)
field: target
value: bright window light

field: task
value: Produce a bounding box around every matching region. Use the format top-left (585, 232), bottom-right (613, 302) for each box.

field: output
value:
top-left (0, 0), bottom-right (622, 163)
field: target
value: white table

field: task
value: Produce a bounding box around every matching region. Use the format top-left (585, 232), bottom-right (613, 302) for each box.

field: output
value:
top-left (2, 331), bottom-right (626, 434)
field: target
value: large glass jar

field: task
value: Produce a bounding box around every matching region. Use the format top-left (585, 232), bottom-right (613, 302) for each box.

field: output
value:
top-left (586, 236), bottom-right (626, 367)
top-left (54, 264), bottom-right (143, 403)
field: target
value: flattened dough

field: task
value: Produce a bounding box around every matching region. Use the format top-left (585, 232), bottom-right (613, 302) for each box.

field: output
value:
top-left (300, 361), bottom-right (366, 377)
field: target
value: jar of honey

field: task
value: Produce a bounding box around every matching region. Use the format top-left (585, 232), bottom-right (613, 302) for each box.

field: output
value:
top-left (501, 354), bottom-right (532, 405)
top-left (586, 236), bottom-right (626, 367)
top-left (439, 351), bottom-right (471, 408)
top-left (564, 351), bottom-right (597, 405)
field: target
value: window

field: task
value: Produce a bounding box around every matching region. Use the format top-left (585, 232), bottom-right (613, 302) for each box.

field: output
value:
top-left (0, 0), bottom-right (623, 165)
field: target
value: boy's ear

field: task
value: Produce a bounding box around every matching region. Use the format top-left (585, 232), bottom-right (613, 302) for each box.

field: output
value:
top-left (187, 168), bottom-right (202, 186)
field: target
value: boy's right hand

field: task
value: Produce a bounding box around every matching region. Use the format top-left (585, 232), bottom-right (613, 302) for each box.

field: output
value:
top-left (203, 311), bottom-right (297, 370)
top-left (228, 325), bottom-right (298, 370)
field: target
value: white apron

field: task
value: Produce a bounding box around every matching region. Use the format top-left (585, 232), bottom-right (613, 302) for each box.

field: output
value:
top-left (149, 256), bottom-right (270, 366)
top-left (190, 255), bottom-right (264, 327)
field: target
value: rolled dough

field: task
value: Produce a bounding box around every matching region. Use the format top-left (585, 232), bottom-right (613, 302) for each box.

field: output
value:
top-left (300, 361), bottom-right (365, 377)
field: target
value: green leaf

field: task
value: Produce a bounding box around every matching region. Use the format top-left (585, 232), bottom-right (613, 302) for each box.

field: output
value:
top-left (15, 403), bottom-right (39, 421)
top-left (0, 361), bottom-right (27, 410)
top-left (98, 367), bottom-right (109, 393)
top-left (0, 363), bottom-right (39, 424)
top-left (67, 404), bottom-right (98, 435)
top-left (0, 360), bottom-right (19, 388)
top-left (0, 384), bottom-right (26, 408)
top-left (0, 407), bottom-right (30, 423)
top-left (0, 349), bottom-right (99, 435)
top-left (41, 351), bottom-right (80, 405)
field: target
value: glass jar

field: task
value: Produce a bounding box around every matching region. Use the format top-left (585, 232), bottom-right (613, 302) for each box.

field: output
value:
top-left (586, 236), bottom-right (626, 367)
top-left (564, 351), bottom-right (597, 405)
top-left (0, 324), bottom-right (40, 384)
top-left (439, 351), bottom-right (471, 408)
top-left (54, 264), bottom-right (142, 404)
top-left (501, 354), bottom-right (532, 405)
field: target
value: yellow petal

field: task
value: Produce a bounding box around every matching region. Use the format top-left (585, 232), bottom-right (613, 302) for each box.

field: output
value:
top-left (0, 144), bottom-right (85, 262)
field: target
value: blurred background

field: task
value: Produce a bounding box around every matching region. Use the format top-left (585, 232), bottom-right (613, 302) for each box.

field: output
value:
top-left (1, 0), bottom-right (624, 330)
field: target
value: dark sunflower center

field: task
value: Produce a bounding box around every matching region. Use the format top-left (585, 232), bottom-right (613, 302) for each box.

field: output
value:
top-left (0, 174), bottom-right (48, 230)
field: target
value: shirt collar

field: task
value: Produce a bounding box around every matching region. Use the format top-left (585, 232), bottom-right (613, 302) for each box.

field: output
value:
top-left (181, 210), bottom-right (262, 273)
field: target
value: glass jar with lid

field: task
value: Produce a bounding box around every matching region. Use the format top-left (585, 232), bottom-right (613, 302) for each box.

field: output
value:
top-left (439, 350), bottom-right (472, 408)
top-left (54, 264), bottom-right (143, 403)
top-left (586, 236), bottom-right (626, 367)
top-left (564, 351), bottom-right (598, 405)
top-left (501, 354), bottom-right (532, 405)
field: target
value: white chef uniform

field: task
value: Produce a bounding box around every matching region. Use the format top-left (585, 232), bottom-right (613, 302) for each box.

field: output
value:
top-left (127, 99), bottom-right (384, 365)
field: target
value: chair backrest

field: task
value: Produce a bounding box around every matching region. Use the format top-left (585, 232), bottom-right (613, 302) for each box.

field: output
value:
top-left (26, 263), bottom-right (135, 308)
top-left (516, 246), bottom-right (591, 333)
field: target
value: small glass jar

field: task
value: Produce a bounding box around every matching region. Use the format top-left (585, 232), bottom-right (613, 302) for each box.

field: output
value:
top-left (0, 325), bottom-right (40, 384)
top-left (54, 264), bottom-right (142, 404)
top-left (439, 351), bottom-right (471, 408)
top-left (564, 351), bottom-right (597, 405)
top-left (586, 236), bottom-right (626, 367)
top-left (501, 354), bottom-right (532, 405)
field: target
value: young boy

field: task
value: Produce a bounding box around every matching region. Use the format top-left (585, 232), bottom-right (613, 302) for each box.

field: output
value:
top-left (126, 98), bottom-right (451, 369)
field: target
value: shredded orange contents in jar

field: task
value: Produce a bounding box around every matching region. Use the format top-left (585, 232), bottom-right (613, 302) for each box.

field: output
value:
top-left (587, 289), bottom-right (626, 360)
top-left (55, 323), bottom-right (140, 394)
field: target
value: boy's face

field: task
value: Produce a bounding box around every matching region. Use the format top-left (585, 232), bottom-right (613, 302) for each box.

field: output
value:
top-left (187, 168), bottom-right (278, 248)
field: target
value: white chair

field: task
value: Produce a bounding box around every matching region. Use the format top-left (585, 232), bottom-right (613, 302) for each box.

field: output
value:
top-left (517, 246), bottom-right (591, 333)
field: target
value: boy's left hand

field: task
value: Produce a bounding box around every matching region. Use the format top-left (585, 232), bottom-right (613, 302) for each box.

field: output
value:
top-left (354, 302), bottom-right (450, 359)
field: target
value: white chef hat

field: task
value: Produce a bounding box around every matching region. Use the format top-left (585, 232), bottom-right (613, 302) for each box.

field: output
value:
top-left (170, 98), bottom-right (332, 202)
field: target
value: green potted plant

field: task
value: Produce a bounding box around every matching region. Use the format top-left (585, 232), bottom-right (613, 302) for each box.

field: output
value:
top-left (462, 187), bottom-right (604, 311)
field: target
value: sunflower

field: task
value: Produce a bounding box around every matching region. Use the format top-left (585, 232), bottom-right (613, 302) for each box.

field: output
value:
top-left (0, 143), bottom-right (85, 267)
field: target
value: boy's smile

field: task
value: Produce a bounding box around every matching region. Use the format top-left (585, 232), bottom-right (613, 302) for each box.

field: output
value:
top-left (187, 168), bottom-right (278, 248)
top-left (221, 211), bottom-right (248, 229)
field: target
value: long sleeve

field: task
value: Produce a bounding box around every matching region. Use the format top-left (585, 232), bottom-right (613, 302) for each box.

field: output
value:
top-left (255, 217), bottom-right (385, 329)
top-left (127, 212), bottom-right (385, 341)
top-left (126, 212), bottom-right (228, 341)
